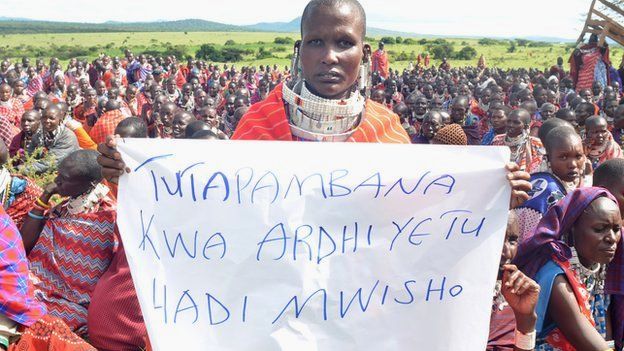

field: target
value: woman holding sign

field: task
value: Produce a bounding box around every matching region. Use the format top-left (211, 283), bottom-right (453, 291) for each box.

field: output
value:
top-left (95, 0), bottom-right (534, 349)
top-left (97, 0), bottom-right (531, 207)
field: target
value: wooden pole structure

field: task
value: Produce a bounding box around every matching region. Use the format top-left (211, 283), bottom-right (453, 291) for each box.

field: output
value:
top-left (577, 0), bottom-right (624, 46)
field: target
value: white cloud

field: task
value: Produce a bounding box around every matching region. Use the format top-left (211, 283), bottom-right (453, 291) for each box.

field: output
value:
top-left (0, 0), bottom-right (591, 39)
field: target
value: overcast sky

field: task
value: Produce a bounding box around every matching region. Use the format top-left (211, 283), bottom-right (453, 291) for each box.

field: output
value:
top-left (0, 0), bottom-right (591, 39)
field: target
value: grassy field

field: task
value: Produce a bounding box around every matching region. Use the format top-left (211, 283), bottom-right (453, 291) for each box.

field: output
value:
top-left (1, 31), bottom-right (622, 71)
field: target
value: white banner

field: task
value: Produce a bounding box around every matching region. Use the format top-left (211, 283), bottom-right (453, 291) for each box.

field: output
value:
top-left (116, 139), bottom-right (511, 351)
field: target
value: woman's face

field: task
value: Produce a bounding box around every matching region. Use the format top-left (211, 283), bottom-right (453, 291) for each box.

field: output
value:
top-left (548, 135), bottom-right (586, 183)
top-left (490, 109), bottom-right (507, 131)
top-left (21, 112), bottom-right (40, 134)
top-left (573, 197), bottom-right (622, 265)
top-left (587, 121), bottom-right (609, 146)
top-left (499, 217), bottom-right (520, 275)
top-left (422, 115), bottom-right (443, 140)
top-left (300, 4), bottom-right (364, 99)
top-left (42, 108), bottom-right (61, 132)
top-left (13, 81), bottom-right (25, 95)
top-left (505, 114), bottom-right (525, 138)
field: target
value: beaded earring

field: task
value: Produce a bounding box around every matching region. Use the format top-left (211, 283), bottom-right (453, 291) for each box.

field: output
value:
top-left (290, 41), bottom-right (302, 83)
top-left (358, 44), bottom-right (372, 97)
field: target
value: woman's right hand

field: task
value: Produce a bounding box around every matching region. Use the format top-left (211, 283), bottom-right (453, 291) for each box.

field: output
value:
top-left (97, 135), bottom-right (129, 184)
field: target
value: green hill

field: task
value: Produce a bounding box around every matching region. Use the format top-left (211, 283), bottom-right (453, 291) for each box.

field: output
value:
top-left (0, 18), bottom-right (243, 34)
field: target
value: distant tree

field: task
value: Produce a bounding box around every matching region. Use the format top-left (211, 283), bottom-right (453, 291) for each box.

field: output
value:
top-left (478, 38), bottom-right (503, 46)
top-left (256, 47), bottom-right (273, 59)
top-left (427, 43), bottom-right (455, 60)
top-left (455, 46), bottom-right (477, 60)
top-left (380, 36), bottom-right (396, 44)
top-left (224, 40), bottom-right (237, 46)
top-left (431, 38), bottom-right (448, 45)
top-left (507, 42), bottom-right (517, 53)
top-left (274, 37), bottom-right (294, 45)
top-left (418, 38), bottom-right (428, 45)
top-left (403, 38), bottom-right (416, 45)
top-left (516, 39), bottom-right (530, 47)
top-left (184, 31), bottom-right (188, 35)
top-left (528, 41), bottom-right (551, 48)
top-left (395, 36), bottom-right (403, 44)
top-left (196, 44), bottom-right (222, 61)
top-left (394, 51), bottom-right (410, 61)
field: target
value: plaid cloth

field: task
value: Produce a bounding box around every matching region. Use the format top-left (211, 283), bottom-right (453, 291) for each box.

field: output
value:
top-left (0, 98), bottom-right (24, 127)
top-left (26, 75), bottom-right (43, 97)
top-left (88, 109), bottom-right (126, 145)
top-left (0, 206), bottom-right (47, 327)
top-left (487, 304), bottom-right (515, 350)
top-left (29, 196), bottom-right (116, 335)
top-left (0, 114), bottom-right (19, 148)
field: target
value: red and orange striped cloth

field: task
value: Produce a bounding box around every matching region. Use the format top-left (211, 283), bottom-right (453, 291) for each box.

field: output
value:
top-left (232, 83), bottom-right (410, 144)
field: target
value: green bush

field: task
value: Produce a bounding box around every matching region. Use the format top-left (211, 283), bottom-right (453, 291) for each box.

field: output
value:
top-left (403, 38), bottom-right (416, 45)
top-left (6, 147), bottom-right (57, 188)
top-left (392, 51), bottom-right (410, 61)
top-left (256, 47), bottom-right (274, 59)
top-left (196, 44), bottom-right (221, 61)
top-left (380, 37), bottom-right (396, 44)
top-left (455, 46), bottom-right (477, 60)
top-left (224, 40), bottom-right (237, 46)
top-left (427, 43), bottom-right (455, 60)
top-left (478, 38), bottom-right (504, 46)
top-left (528, 41), bottom-right (551, 48)
top-left (274, 37), bottom-right (294, 45)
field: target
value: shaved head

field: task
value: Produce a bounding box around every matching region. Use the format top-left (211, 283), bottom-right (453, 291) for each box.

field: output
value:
top-left (544, 126), bottom-right (581, 154)
top-left (301, 0), bottom-right (366, 39)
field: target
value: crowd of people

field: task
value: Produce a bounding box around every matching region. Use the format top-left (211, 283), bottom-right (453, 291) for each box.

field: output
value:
top-left (0, 0), bottom-right (624, 350)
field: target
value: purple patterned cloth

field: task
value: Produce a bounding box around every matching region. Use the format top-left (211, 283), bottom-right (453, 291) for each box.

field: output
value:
top-left (514, 187), bottom-right (624, 348)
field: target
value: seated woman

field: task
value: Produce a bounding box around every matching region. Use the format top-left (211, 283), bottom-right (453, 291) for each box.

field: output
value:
top-left (584, 115), bottom-right (623, 170)
top-left (8, 110), bottom-right (40, 159)
top-left (492, 109), bottom-right (545, 174)
top-left (20, 149), bottom-right (116, 337)
top-left (515, 187), bottom-right (622, 350)
top-left (23, 105), bottom-right (78, 174)
top-left (411, 110), bottom-right (444, 144)
top-left (0, 199), bottom-right (94, 351)
top-left (514, 125), bottom-right (587, 240)
top-left (488, 212), bottom-right (541, 351)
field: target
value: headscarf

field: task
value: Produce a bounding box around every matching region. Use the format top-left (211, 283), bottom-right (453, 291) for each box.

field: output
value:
top-left (433, 124), bottom-right (467, 145)
top-left (514, 187), bottom-right (622, 289)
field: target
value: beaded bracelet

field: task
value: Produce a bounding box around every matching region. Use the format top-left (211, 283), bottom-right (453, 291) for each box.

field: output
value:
top-left (27, 211), bottom-right (47, 221)
top-left (36, 198), bottom-right (51, 209)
